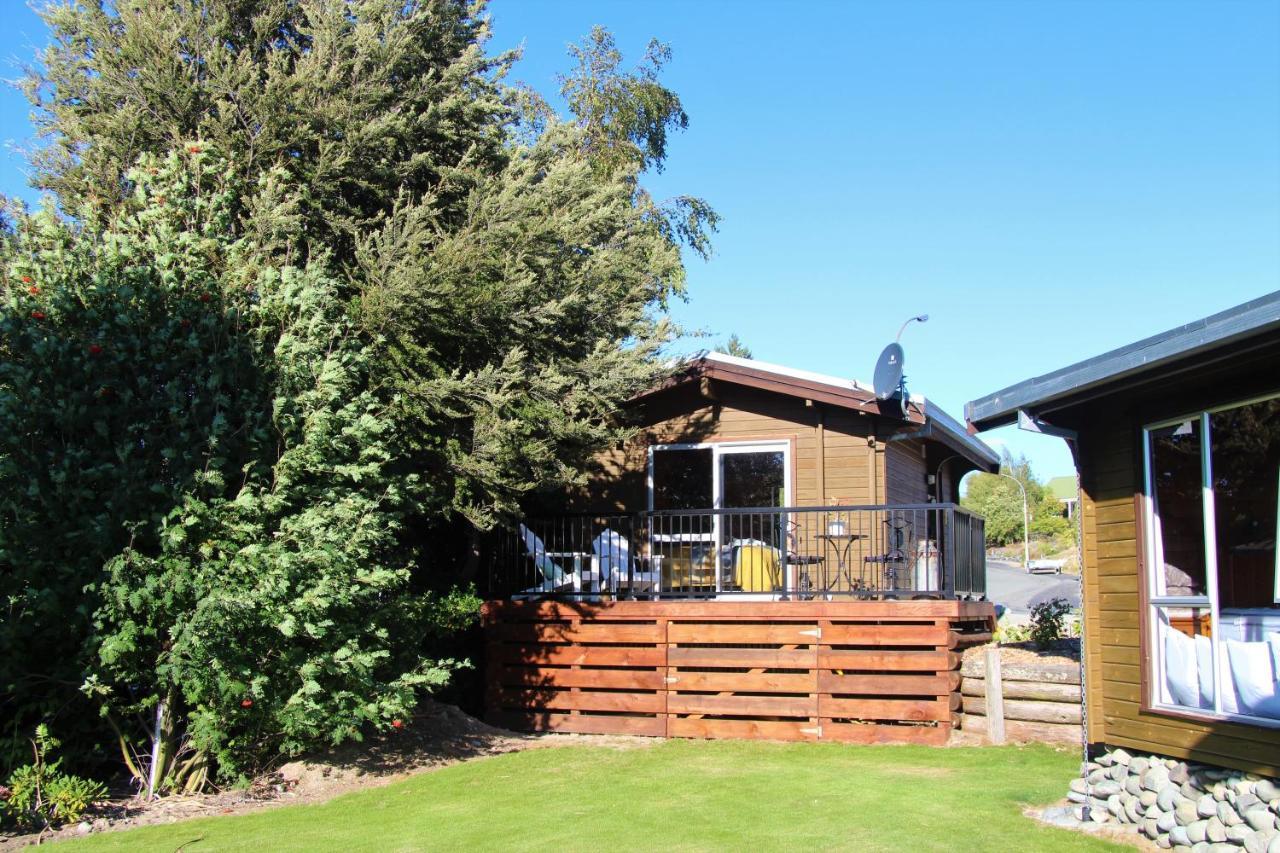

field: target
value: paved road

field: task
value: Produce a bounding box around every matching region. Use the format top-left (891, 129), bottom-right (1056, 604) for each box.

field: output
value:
top-left (987, 557), bottom-right (1081, 616)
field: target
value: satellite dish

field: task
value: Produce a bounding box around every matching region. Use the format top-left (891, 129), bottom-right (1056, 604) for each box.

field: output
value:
top-left (873, 343), bottom-right (904, 401)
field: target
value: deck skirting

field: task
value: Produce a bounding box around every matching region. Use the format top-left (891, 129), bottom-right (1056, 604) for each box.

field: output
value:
top-left (482, 599), bottom-right (995, 743)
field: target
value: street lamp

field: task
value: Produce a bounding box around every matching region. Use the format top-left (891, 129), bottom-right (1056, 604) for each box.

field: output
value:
top-left (990, 472), bottom-right (1030, 570)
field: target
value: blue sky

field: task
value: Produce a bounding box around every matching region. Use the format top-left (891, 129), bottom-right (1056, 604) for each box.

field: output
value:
top-left (3, 1), bottom-right (1278, 482)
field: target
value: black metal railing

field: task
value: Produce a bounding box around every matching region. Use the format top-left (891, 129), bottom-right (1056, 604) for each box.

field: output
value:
top-left (487, 504), bottom-right (986, 601)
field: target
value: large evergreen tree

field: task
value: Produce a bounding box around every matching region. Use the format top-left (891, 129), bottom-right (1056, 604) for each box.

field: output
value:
top-left (2, 0), bottom-right (714, 785)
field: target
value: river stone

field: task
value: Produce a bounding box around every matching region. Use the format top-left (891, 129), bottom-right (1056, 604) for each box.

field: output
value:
top-left (1240, 793), bottom-right (1262, 814)
top-left (1171, 764), bottom-right (1191, 785)
top-left (1084, 761), bottom-right (1102, 774)
top-left (1112, 749), bottom-right (1133, 765)
top-left (1098, 751), bottom-right (1116, 767)
top-left (1161, 785), bottom-right (1183, 811)
top-left (1159, 811), bottom-right (1179, 832)
top-left (1255, 781), bottom-right (1280, 803)
top-left (1108, 794), bottom-right (1124, 817)
top-left (1270, 833), bottom-right (1280, 853)
top-left (1208, 845), bottom-right (1239, 853)
top-left (1126, 799), bottom-right (1143, 823)
top-left (1068, 791), bottom-right (1088, 804)
top-left (1095, 781), bottom-right (1123, 797)
top-left (1246, 808), bottom-right (1278, 832)
top-left (1171, 826), bottom-right (1192, 847)
top-left (1200, 795), bottom-right (1219, 818)
top-left (1252, 834), bottom-right (1280, 853)
top-left (1088, 769), bottom-right (1109, 784)
top-left (1178, 802), bottom-right (1202, 826)
top-left (1091, 806), bottom-right (1111, 824)
top-left (1186, 782), bottom-right (1205, 799)
top-left (1127, 776), bottom-right (1145, 796)
top-left (1212, 782), bottom-right (1228, 802)
top-left (1226, 823), bottom-right (1251, 843)
top-left (1070, 778), bottom-right (1089, 794)
top-left (1146, 766), bottom-right (1174, 791)
top-left (1188, 820), bottom-right (1209, 843)
top-left (1206, 816), bottom-right (1226, 843)
top-left (1219, 801), bottom-right (1242, 826)
top-left (1132, 757), bottom-right (1152, 776)
top-left (1147, 804), bottom-right (1164, 819)
top-left (1111, 764), bottom-right (1129, 781)
top-left (1191, 843), bottom-right (1210, 853)
top-left (1142, 790), bottom-right (1160, 808)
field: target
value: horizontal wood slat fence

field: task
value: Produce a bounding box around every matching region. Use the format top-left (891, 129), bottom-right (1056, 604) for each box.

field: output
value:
top-left (483, 600), bottom-right (995, 744)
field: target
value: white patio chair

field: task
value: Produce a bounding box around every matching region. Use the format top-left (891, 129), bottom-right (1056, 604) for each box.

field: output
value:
top-left (592, 529), bottom-right (662, 597)
top-left (517, 524), bottom-right (588, 596)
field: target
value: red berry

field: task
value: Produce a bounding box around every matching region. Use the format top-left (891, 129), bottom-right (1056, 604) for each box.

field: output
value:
top-left (240, 698), bottom-right (253, 708)
top-left (198, 293), bottom-right (211, 303)
top-left (89, 344), bottom-right (103, 356)
top-left (27, 286), bottom-right (39, 296)
top-left (30, 310), bottom-right (45, 320)
top-left (391, 719), bottom-right (404, 730)
top-left (20, 276), bottom-right (31, 284)
top-left (187, 144), bottom-right (202, 153)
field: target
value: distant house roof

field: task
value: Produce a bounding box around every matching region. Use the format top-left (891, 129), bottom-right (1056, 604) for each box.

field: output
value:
top-left (1046, 475), bottom-right (1078, 502)
top-left (639, 351), bottom-right (1000, 470)
top-left (965, 291), bottom-right (1280, 431)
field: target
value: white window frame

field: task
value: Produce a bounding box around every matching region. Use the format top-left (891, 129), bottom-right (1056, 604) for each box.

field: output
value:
top-left (1142, 392), bottom-right (1280, 729)
top-left (647, 440), bottom-right (793, 595)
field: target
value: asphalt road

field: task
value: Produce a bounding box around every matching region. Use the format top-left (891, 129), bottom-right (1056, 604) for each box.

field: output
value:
top-left (987, 557), bottom-right (1081, 616)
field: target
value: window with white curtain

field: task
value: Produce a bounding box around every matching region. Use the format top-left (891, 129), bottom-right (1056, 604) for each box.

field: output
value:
top-left (1144, 394), bottom-right (1280, 725)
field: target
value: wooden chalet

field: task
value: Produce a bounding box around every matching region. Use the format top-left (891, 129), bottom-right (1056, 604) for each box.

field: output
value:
top-left (482, 352), bottom-right (999, 744)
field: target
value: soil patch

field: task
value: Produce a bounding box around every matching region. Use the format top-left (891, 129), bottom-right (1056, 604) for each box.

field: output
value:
top-left (963, 637), bottom-right (1081, 668)
top-left (2, 701), bottom-right (655, 847)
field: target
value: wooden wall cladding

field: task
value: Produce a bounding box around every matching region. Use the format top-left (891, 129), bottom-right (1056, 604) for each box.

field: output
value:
top-left (482, 600), bottom-right (994, 744)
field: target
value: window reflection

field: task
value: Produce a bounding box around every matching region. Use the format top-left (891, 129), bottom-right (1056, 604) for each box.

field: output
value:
top-left (1149, 419), bottom-right (1207, 596)
top-left (1211, 398), bottom-right (1280, 609)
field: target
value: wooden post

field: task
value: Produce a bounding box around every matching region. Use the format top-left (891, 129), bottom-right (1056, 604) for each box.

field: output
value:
top-left (984, 646), bottom-right (1006, 745)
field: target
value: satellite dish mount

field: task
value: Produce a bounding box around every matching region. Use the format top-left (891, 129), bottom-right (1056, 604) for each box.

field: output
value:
top-left (872, 314), bottom-right (928, 417)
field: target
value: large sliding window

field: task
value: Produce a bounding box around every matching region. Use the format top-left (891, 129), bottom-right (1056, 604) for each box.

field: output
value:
top-left (1144, 394), bottom-right (1280, 726)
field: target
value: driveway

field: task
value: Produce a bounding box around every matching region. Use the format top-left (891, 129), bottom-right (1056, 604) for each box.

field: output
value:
top-left (986, 557), bottom-right (1081, 616)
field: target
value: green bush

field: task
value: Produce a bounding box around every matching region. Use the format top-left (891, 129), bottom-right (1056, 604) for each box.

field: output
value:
top-left (1029, 598), bottom-right (1074, 649)
top-left (0, 726), bottom-right (106, 831)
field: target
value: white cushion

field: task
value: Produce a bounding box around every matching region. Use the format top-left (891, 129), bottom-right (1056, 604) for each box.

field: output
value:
top-left (1163, 622), bottom-right (1201, 708)
top-left (1225, 638), bottom-right (1280, 720)
top-left (1194, 634), bottom-right (1215, 709)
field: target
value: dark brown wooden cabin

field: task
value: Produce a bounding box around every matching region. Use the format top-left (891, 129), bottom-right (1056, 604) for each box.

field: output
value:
top-left (482, 353), bottom-right (999, 744)
top-left (967, 291), bottom-right (1280, 776)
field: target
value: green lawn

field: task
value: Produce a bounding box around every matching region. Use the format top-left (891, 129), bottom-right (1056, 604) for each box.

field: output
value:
top-left (67, 740), bottom-right (1123, 852)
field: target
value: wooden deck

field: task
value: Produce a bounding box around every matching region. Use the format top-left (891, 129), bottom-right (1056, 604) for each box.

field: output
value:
top-left (482, 599), bottom-right (996, 744)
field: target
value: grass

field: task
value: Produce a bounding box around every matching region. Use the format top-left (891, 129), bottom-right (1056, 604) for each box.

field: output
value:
top-left (66, 740), bottom-right (1124, 852)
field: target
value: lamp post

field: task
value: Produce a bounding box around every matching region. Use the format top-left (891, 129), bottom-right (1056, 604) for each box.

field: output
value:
top-left (991, 472), bottom-right (1029, 570)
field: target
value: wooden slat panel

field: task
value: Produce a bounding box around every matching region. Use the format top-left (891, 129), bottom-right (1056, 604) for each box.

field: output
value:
top-left (821, 624), bottom-right (953, 647)
top-left (822, 723), bottom-right (949, 745)
top-left (818, 649), bottom-right (958, 672)
top-left (494, 666), bottom-right (667, 691)
top-left (497, 689), bottom-right (664, 714)
top-left (492, 622), bottom-right (663, 644)
top-left (669, 671), bottom-right (816, 693)
top-left (822, 697), bottom-right (950, 721)
top-left (494, 712), bottom-right (665, 737)
top-left (667, 647), bottom-right (813, 668)
top-left (667, 623), bottom-right (817, 644)
top-left (492, 645), bottom-right (665, 667)
top-left (668, 718), bottom-right (816, 742)
top-left (668, 694), bottom-right (816, 717)
top-left (818, 672), bottom-right (956, 695)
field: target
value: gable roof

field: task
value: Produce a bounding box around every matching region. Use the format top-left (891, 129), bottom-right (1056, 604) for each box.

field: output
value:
top-left (966, 291), bottom-right (1280, 430)
top-left (639, 351), bottom-right (999, 470)
top-left (1046, 475), bottom-right (1078, 502)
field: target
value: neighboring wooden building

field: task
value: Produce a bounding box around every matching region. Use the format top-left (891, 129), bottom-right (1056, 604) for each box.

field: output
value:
top-left (967, 292), bottom-right (1280, 776)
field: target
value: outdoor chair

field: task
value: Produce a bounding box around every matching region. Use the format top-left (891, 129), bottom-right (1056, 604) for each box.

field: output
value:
top-left (517, 523), bottom-right (587, 596)
top-left (591, 529), bottom-right (663, 597)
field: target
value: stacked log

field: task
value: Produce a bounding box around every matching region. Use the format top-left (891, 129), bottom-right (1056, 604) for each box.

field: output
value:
top-left (957, 650), bottom-right (1083, 745)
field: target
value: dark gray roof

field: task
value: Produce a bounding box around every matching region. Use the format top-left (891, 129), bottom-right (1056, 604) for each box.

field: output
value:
top-left (966, 290), bottom-right (1280, 430)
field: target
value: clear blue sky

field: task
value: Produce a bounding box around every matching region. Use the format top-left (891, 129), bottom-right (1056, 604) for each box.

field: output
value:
top-left (3, 1), bottom-right (1278, 482)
